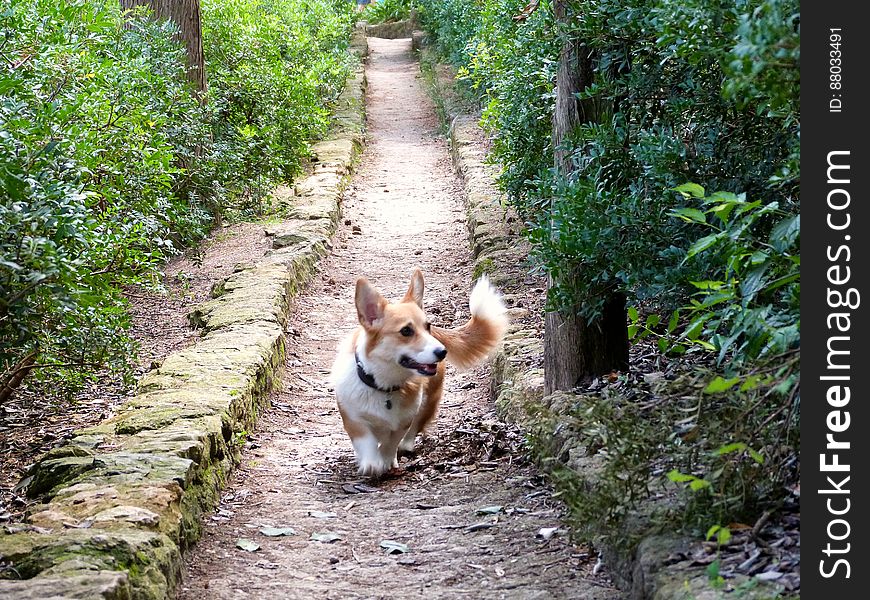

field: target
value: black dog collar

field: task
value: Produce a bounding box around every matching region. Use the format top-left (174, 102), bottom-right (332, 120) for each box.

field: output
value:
top-left (355, 353), bottom-right (401, 405)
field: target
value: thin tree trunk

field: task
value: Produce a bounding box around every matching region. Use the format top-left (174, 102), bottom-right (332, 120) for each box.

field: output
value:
top-left (0, 350), bottom-right (38, 405)
top-left (544, 0), bottom-right (628, 394)
top-left (120, 0), bottom-right (207, 95)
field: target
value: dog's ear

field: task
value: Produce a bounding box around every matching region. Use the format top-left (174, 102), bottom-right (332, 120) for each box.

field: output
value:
top-left (402, 268), bottom-right (424, 308)
top-left (355, 278), bottom-right (387, 328)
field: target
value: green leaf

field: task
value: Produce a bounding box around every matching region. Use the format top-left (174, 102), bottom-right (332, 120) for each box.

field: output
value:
top-left (672, 183), bottom-right (706, 198)
top-left (749, 448), bottom-right (765, 465)
top-left (714, 442), bottom-right (747, 455)
top-left (667, 310), bottom-right (680, 333)
top-left (765, 272), bottom-right (800, 293)
top-left (770, 214), bottom-right (800, 252)
top-left (704, 376), bottom-right (740, 394)
top-left (666, 470), bottom-right (695, 483)
top-left (645, 314), bottom-right (661, 329)
top-left (705, 524), bottom-right (721, 541)
top-left (0, 260), bottom-right (23, 271)
top-left (689, 478), bottom-right (711, 491)
top-left (684, 315), bottom-right (708, 341)
top-left (686, 232), bottom-right (725, 260)
top-left (627, 306), bottom-right (639, 321)
top-left (739, 374), bottom-right (762, 391)
top-left (749, 250), bottom-right (769, 266)
top-left (709, 202), bottom-right (736, 223)
top-left (671, 207), bottom-right (707, 223)
top-left (740, 266), bottom-right (768, 300)
top-left (707, 559), bottom-right (721, 581)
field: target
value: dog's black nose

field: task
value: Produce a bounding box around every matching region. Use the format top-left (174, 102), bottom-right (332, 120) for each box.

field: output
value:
top-left (434, 347), bottom-right (447, 361)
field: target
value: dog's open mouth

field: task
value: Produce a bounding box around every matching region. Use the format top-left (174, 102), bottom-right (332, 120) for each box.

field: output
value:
top-left (399, 356), bottom-right (438, 376)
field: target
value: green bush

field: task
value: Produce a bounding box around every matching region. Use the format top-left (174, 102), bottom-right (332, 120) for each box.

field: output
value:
top-left (535, 354), bottom-right (799, 545)
top-left (1, 0), bottom-right (212, 391)
top-left (532, 0), bottom-right (798, 320)
top-left (422, 0), bottom-right (800, 342)
top-left (1, 0), bottom-right (355, 396)
top-left (423, 0), bottom-right (799, 323)
top-left (363, 0), bottom-right (415, 24)
top-left (202, 0), bottom-right (354, 216)
top-left (420, 0), bottom-right (558, 211)
top-left (670, 185), bottom-right (800, 364)
top-left (465, 0), bottom-right (558, 211)
top-left (418, 0), bottom-right (482, 66)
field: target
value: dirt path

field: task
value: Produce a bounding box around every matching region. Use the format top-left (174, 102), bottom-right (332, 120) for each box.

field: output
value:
top-left (177, 38), bottom-right (617, 600)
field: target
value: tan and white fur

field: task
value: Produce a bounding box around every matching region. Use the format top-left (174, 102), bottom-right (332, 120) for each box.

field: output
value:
top-left (330, 269), bottom-right (508, 476)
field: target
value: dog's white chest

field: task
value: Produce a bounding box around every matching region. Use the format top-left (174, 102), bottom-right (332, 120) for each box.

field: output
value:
top-left (331, 353), bottom-right (421, 430)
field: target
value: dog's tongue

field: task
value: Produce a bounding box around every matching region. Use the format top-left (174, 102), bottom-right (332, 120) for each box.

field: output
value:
top-left (400, 356), bottom-right (439, 376)
top-left (418, 363), bottom-right (437, 376)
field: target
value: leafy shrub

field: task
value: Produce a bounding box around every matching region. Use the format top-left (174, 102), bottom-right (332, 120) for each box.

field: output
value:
top-left (417, 0), bottom-right (482, 66)
top-left (670, 185), bottom-right (800, 364)
top-left (420, 0), bottom-right (559, 211)
top-left (421, 0), bottom-right (800, 541)
top-left (1, 0), bottom-right (355, 396)
top-left (464, 0), bottom-right (559, 211)
top-left (423, 0), bottom-right (799, 323)
top-left (202, 0), bottom-right (355, 216)
top-left (532, 0), bottom-right (799, 320)
top-left (1, 0), bottom-right (212, 392)
top-left (363, 0), bottom-right (415, 24)
top-left (540, 355), bottom-right (799, 544)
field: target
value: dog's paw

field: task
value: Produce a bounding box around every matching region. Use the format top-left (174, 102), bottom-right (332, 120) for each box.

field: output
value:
top-left (398, 432), bottom-right (418, 454)
top-left (357, 457), bottom-right (392, 477)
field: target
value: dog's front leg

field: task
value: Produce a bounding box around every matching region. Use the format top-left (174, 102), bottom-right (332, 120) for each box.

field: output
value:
top-left (399, 373), bottom-right (443, 453)
top-left (351, 431), bottom-right (391, 476)
top-left (378, 427), bottom-right (410, 471)
top-left (338, 406), bottom-right (393, 476)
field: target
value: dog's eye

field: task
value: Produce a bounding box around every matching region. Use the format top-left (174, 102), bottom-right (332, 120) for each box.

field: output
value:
top-left (400, 325), bottom-right (414, 337)
top-left (425, 322), bottom-right (431, 331)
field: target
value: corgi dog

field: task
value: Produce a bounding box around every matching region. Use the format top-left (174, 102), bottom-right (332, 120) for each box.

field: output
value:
top-left (330, 269), bottom-right (508, 476)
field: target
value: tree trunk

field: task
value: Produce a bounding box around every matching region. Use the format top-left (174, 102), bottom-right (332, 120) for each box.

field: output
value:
top-left (544, 0), bottom-right (629, 395)
top-left (120, 0), bottom-right (207, 95)
top-left (0, 350), bottom-right (38, 406)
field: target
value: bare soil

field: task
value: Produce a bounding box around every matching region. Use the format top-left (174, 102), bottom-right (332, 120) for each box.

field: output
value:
top-left (176, 38), bottom-right (618, 599)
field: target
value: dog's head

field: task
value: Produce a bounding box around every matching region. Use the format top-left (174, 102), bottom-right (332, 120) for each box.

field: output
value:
top-left (355, 269), bottom-right (446, 377)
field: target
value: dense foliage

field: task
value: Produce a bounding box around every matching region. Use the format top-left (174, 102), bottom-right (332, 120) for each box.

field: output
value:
top-left (203, 0), bottom-right (355, 215)
top-left (421, 0), bottom-right (799, 538)
top-left (0, 0), bottom-right (354, 395)
top-left (362, 0), bottom-right (415, 24)
top-left (421, 0), bottom-right (799, 361)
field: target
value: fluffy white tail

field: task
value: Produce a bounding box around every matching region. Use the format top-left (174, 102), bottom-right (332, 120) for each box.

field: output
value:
top-left (431, 276), bottom-right (509, 370)
top-left (470, 276), bottom-right (507, 323)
